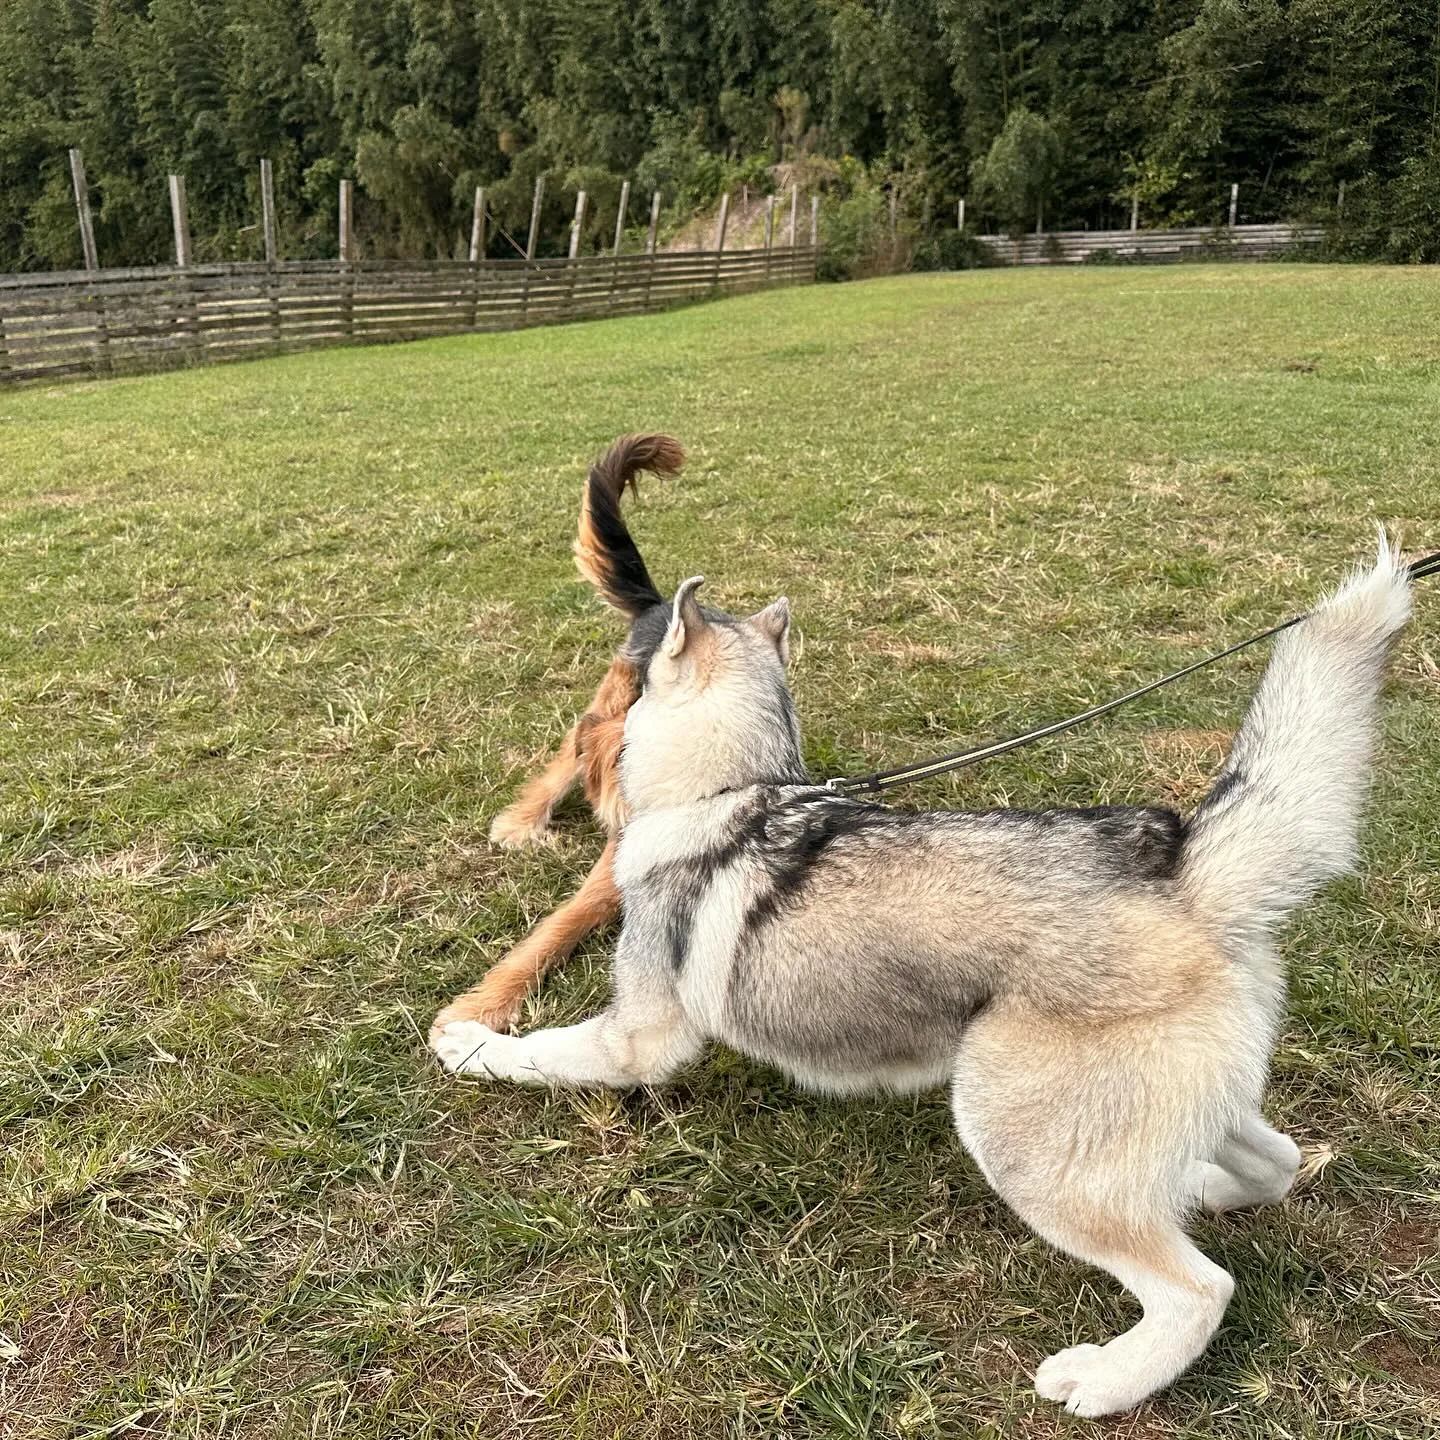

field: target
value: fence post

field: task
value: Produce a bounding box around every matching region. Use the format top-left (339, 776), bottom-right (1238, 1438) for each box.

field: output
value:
top-left (469, 186), bottom-right (486, 263)
top-left (68, 148), bottom-right (108, 375)
top-left (338, 179), bottom-right (355, 340)
top-left (712, 192), bottom-right (729, 290)
top-left (69, 149), bottom-right (99, 271)
top-left (260, 158), bottom-right (280, 350)
top-left (468, 186), bottom-right (486, 328)
top-left (522, 174), bottom-right (545, 323)
top-left (789, 184), bottom-right (798, 246)
top-left (610, 179), bottom-right (630, 308)
top-left (1336, 180), bottom-right (1345, 219)
top-left (525, 175), bottom-right (545, 262)
top-left (1228, 182), bottom-right (1238, 228)
top-left (644, 189), bottom-right (661, 312)
top-left (168, 175), bottom-right (200, 364)
top-left (809, 193), bottom-right (819, 250)
top-left (958, 198), bottom-right (966, 232)
top-left (568, 190), bottom-right (588, 260)
top-left (567, 189), bottom-right (588, 316)
top-left (260, 158), bottom-right (278, 262)
top-left (1130, 192), bottom-right (1139, 233)
top-left (169, 175), bottom-right (192, 266)
top-left (613, 179), bottom-right (630, 256)
top-left (764, 194), bottom-right (775, 278)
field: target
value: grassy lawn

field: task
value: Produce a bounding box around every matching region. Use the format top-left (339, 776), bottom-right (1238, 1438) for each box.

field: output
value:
top-left (2, 266), bottom-right (1438, 1439)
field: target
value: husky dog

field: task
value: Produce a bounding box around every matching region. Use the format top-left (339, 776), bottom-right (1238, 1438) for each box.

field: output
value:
top-left (432, 539), bottom-right (1412, 1415)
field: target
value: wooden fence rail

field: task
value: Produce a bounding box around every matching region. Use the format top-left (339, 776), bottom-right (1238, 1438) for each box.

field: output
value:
top-left (977, 222), bottom-right (1325, 266)
top-left (0, 247), bottom-right (817, 385)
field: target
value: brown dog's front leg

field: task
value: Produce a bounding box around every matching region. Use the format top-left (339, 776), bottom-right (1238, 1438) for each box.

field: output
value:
top-left (489, 726), bottom-right (582, 849)
top-left (431, 836), bottom-right (621, 1036)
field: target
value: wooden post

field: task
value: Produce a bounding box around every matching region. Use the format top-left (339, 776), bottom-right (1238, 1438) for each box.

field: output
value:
top-left (613, 179), bottom-right (630, 255)
top-left (168, 174), bottom-right (200, 363)
top-left (338, 179), bottom-right (355, 340)
top-left (764, 194), bottom-right (775, 278)
top-left (1228, 182), bottom-right (1239, 228)
top-left (169, 175), bottom-right (192, 266)
top-left (260, 159), bottom-right (280, 350)
top-left (788, 184), bottom-right (798, 246)
top-left (644, 189), bottom-right (661, 312)
top-left (1336, 180), bottom-right (1346, 219)
top-left (525, 175), bottom-right (545, 262)
top-left (609, 179), bottom-right (630, 308)
top-left (809, 193), bottom-right (819, 249)
top-left (68, 148), bottom-right (108, 374)
top-left (468, 187), bottom-right (486, 329)
top-left (260, 159), bottom-right (278, 262)
top-left (712, 192), bottom-right (730, 290)
top-left (957, 198), bottom-right (966, 232)
top-left (1130, 191), bottom-right (1139, 233)
top-left (568, 189), bottom-right (588, 260)
top-left (567, 190), bottom-right (588, 317)
top-left (523, 174), bottom-right (544, 322)
top-left (338, 178), bottom-right (354, 261)
top-left (69, 149), bottom-right (98, 271)
top-left (469, 186), bottom-right (486, 263)
top-left (1035, 196), bottom-right (1043, 235)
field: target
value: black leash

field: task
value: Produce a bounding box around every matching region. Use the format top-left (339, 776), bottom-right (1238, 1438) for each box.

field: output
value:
top-left (825, 550), bottom-right (1440, 796)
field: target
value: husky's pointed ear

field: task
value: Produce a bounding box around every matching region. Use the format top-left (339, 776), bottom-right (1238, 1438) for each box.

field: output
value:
top-left (750, 597), bottom-right (791, 664)
top-left (663, 576), bottom-right (706, 658)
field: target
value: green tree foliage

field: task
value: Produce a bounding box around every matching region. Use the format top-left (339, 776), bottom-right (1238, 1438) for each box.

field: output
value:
top-left (1, 0), bottom-right (1439, 269)
top-left (970, 105), bottom-right (1061, 233)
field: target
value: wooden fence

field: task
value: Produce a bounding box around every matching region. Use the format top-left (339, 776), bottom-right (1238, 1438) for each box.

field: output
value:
top-left (978, 222), bottom-right (1325, 266)
top-left (0, 246), bottom-right (817, 385)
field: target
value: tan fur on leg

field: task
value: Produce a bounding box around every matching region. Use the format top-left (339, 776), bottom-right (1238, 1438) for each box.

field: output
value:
top-left (431, 838), bottom-right (621, 1036)
top-left (489, 727), bottom-right (582, 850)
top-left (575, 658), bottom-right (639, 833)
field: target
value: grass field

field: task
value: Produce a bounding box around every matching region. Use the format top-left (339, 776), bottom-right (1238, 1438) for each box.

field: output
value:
top-left (2, 266), bottom-right (1438, 1439)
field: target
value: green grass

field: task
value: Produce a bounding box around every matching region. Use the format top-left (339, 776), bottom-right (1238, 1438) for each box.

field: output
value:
top-left (2, 266), bottom-right (1438, 1439)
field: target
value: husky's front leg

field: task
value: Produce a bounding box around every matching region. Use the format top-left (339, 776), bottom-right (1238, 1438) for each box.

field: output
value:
top-left (431, 1000), bottom-right (702, 1089)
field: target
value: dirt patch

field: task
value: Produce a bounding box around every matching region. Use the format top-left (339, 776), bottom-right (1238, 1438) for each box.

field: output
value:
top-left (1361, 1333), bottom-right (1440, 1394)
top-left (1141, 728), bottom-right (1231, 806)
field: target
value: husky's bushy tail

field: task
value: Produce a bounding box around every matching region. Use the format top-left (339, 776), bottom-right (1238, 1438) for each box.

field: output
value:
top-left (573, 434), bottom-right (685, 617)
top-left (1182, 535), bottom-right (1411, 947)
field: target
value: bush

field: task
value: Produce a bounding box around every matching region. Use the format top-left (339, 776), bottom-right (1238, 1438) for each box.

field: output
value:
top-left (910, 230), bottom-right (990, 270)
top-left (636, 118), bottom-right (727, 213)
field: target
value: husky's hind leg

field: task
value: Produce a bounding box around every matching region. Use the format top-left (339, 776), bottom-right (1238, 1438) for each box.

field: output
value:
top-left (951, 1001), bottom-right (1238, 1417)
top-left (1190, 1113), bottom-right (1300, 1213)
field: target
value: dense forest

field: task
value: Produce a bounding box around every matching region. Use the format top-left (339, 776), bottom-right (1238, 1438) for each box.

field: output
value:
top-left (3, 0), bottom-right (1440, 272)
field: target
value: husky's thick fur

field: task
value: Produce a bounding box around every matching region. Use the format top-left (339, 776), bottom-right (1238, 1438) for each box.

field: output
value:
top-left (433, 539), bottom-right (1412, 1416)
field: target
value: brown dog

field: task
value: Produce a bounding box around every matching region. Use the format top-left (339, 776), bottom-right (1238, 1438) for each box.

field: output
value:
top-left (431, 434), bottom-right (686, 1036)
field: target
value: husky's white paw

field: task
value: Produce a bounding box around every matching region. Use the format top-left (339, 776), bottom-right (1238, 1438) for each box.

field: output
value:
top-left (431, 1019), bottom-right (508, 1076)
top-left (488, 810), bottom-right (556, 850)
top-left (1034, 1343), bottom-right (1152, 1417)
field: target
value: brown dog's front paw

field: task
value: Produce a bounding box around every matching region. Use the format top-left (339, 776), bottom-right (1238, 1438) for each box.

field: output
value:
top-left (488, 807), bottom-right (557, 851)
top-left (430, 982), bottom-right (527, 1043)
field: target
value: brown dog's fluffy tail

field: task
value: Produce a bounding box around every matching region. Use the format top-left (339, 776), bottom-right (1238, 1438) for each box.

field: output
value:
top-left (574, 434), bottom-right (684, 617)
